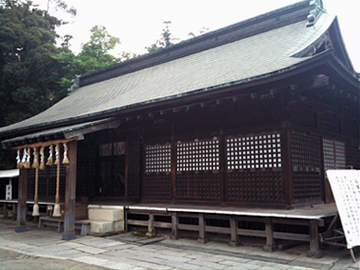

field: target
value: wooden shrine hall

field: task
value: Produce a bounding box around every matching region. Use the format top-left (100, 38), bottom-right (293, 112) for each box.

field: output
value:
top-left (0, 0), bottom-right (359, 256)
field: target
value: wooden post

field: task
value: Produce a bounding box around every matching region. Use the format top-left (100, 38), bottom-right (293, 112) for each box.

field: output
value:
top-left (3, 202), bottom-right (8, 218)
top-left (63, 140), bottom-right (77, 240)
top-left (307, 219), bottom-right (323, 258)
top-left (146, 213), bottom-right (156, 237)
top-left (197, 214), bottom-right (208, 244)
top-left (263, 218), bottom-right (276, 251)
top-left (171, 141), bottom-right (177, 202)
top-left (229, 216), bottom-right (240, 246)
top-left (219, 135), bottom-right (226, 204)
top-left (171, 212), bottom-right (179, 240)
top-left (15, 168), bottom-right (28, 232)
top-left (282, 130), bottom-right (294, 208)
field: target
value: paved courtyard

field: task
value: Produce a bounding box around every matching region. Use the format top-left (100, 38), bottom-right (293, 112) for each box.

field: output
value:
top-left (0, 218), bottom-right (358, 270)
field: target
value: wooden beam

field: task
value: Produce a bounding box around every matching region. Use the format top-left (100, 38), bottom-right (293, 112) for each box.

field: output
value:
top-left (307, 219), bottom-right (323, 258)
top-left (15, 168), bottom-right (28, 232)
top-left (146, 214), bottom-right (156, 237)
top-left (197, 214), bottom-right (208, 244)
top-left (63, 140), bottom-right (77, 240)
top-left (171, 212), bottom-right (179, 240)
top-left (282, 130), bottom-right (294, 207)
top-left (229, 216), bottom-right (240, 246)
top-left (263, 218), bottom-right (276, 251)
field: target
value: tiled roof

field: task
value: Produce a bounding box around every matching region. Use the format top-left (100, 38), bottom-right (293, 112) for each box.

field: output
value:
top-left (0, 9), bottom-right (335, 137)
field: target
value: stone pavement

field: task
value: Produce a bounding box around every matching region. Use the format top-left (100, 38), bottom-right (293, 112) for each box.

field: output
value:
top-left (0, 219), bottom-right (358, 270)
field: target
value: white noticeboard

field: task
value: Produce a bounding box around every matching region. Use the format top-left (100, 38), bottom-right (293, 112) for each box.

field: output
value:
top-left (6, 184), bottom-right (12, 200)
top-left (326, 170), bottom-right (360, 249)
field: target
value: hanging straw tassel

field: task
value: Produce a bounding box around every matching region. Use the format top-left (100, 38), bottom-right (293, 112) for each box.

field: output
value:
top-left (24, 148), bottom-right (31, 168)
top-left (62, 142), bottom-right (70, 164)
top-left (39, 146), bottom-right (46, 170)
top-left (54, 144), bottom-right (60, 165)
top-left (16, 150), bottom-right (21, 169)
top-left (21, 148), bottom-right (27, 168)
top-left (46, 145), bottom-right (53, 166)
top-left (32, 147), bottom-right (39, 169)
top-left (53, 160), bottom-right (61, 217)
top-left (32, 168), bottom-right (39, 216)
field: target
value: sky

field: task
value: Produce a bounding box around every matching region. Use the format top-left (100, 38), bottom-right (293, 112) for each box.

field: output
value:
top-left (36, 0), bottom-right (360, 72)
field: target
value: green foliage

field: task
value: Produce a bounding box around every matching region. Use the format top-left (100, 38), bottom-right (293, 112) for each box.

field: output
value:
top-left (146, 21), bottom-right (178, 52)
top-left (54, 25), bottom-right (122, 92)
top-left (0, 0), bottom-right (71, 126)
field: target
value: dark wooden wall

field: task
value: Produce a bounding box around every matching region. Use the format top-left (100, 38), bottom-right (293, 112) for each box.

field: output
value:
top-left (71, 81), bottom-right (358, 208)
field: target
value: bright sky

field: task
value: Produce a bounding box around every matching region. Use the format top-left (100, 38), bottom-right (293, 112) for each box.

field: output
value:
top-left (37, 0), bottom-right (360, 72)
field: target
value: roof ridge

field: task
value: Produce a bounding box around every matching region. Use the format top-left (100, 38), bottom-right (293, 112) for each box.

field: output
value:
top-left (78, 0), bottom-right (313, 88)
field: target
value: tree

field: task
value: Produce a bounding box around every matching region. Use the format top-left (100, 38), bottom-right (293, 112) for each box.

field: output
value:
top-left (0, 0), bottom-right (74, 126)
top-left (188, 27), bottom-right (210, 38)
top-left (54, 25), bottom-right (123, 93)
top-left (146, 21), bottom-right (178, 52)
top-left (0, 0), bottom-right (75, 169)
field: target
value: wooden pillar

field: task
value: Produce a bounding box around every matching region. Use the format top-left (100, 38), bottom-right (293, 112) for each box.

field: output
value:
top-left (282, 130), bottom-right (294, 208)
top-left (263, 218), bottom-right (276, 251)
top-left (307, 219), bottom-right (323, 258)
top-left (3, 202), bottom-right (8, 218)
top-left (15, 168), bottom-right (28, 232)
top-left (197, 214), bottom-right (208, 244)
top-left (219, 135), bottom-right (226, 204)
top-left (170, 212), bottom-right (179, 240)
top-left (63, 140), bottom-right (77, 240)
top-left (229, 216), bottom-right (240, 246)
top-left (146, 213), bottom-right (156, 237)
top-left (171, 141), bottom-right (177, 202)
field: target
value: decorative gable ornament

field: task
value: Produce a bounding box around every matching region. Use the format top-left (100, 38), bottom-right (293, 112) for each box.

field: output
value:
top-left (307, 0), bottom-right (324, 27)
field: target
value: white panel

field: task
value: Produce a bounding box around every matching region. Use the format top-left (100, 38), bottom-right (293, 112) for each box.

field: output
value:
top-left (5, 185), bottom-right (12, 200)
top-left (326, 170), bottom-right (360, 249)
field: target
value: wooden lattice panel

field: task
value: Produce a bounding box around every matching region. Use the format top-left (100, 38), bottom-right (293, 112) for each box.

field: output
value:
top-left (291, 132), bottom-right (322, 202)
top-left (37, 168), bottom-right (48, 198)
top-left (77, 142), bottom-right (96, 198)
top-left (323, 139), bottom-right (346, 170)
top-left (28, 165), bottom-right (65, 201)
top-left (226, 133), bottom-right (281, 170)
top-left (226, 170), bottom-right (284, 202)
top-left (48, 164), bottom-right (66, 199)
top-left (142, 174), bottom-right (172, 200)
top-left (145, 143), bottom-right (171, 173)
top-left (127, 130), bottom-right (141, 198)
top-left (176, 171), bottom-right (221, 200)
top-left (177, 138), bottom-right (219, 172)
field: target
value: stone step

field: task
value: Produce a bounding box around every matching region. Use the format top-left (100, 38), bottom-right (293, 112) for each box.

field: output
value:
top-left (88, 208), bottom-right (124, 222)
top-left (90, 220), bottom-right (124, 235)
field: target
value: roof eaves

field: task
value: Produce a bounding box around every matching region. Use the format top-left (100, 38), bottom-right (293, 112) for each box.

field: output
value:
top-left (328, 16), bottom-right (355, 72)
top-left (0, 51), bottom-right (333, 141)
top-left (1, 118), bottom-right (119, 149)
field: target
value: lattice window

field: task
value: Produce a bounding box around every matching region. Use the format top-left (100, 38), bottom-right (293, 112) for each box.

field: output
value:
top-left (291, 133), bottom-right (321, 172)
top-left (145, 143), bottom-right (171, 173)
top-left (177, 138), bottom-right (219, 172)
top-left (323, 139), bottom-right (346, 170)
top-left (99, 142), bottom-right (125, 156)
top-left (226, 133), bottom-right (281, 170)
top-left (291, 132), bottom-right (322, 202)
